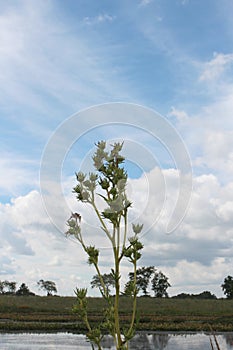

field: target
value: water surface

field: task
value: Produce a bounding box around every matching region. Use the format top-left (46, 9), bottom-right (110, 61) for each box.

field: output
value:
top-left (0, 332), bottom-right (233, 349)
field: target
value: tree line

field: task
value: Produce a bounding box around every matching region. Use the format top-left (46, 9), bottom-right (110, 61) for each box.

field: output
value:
top-left (90, 268), bottom-right (233, 299)
top-left (1, 273), bottom-right (233, 299)
top-left (0, 279), bottom-right (57, 296)
top-left (90, 266), bottom-right (170, 298)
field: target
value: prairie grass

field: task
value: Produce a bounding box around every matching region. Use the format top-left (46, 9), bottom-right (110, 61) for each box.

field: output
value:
top-left (0, 295), bottom-right (233, 332)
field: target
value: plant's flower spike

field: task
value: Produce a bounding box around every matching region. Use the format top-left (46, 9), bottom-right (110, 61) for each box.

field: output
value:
top-left (110, 142), bottom-right (124, 155)
top-left (65, 214), bottom-right (82, 240)
top-left (132, 223), bottom-right (143, 234)
top-left (92, 155), bottom-right (103, 170)
top-left (108, 196), bottom-right (125, 212)
top-left (102, 209), bottom-right (118, 225)
top-left (82, 180), bottom-right (95, 192)
top-left (109, 187), bottom-right (117, 197)
top-left (66, 218), bottom-right (76, 228)
top-left (73, 184), bottom-right (84, 201)
top-left (70, 212), bottom-right (81, 223)
top-left (75, 189), bottom-right (90, 202)
top-left (116, 155), bottom-right (125, 164)
top-left (89, 172), bottom-right (98, 182)
top-left (74, 287), bottom-right (87, 299)
top-left (85, 245), bottom-right (99, 265)
top-left (76, 172), bottom-right (86, 182)
top-left (92, 146), bottom-right (108, 170)
top-left (128, 235), bottom-right (137, 245)
top-left (82, 191), bottom-right (90, 200)
top-left (83, 180), bottom-right (91, 187)
top-left (123, 247), bottom-right (133, 258)
top-left (96, 140), bottom-right (106, 150)
top-left (66, 216), bottom-right (81, 241)
top-left (83, 180), bottom-right (92, 190)
top-left (99, 178), bottom-right (109, 190)
top-left (116, 179), bottom-right (127, 192)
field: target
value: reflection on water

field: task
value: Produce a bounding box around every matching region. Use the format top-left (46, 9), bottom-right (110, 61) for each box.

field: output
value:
top-left (129, 333), bottom-right (170, 349)
top-left (224, 333), bottom-right (233, 346)
top-left (0, 332), bottom-right (232, 349)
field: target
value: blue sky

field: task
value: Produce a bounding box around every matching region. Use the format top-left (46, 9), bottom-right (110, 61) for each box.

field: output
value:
top-left (1, 0), bottom-right (233, 297)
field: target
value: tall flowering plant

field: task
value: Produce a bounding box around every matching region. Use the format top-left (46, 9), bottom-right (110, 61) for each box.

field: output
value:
top-left (66, 141), bottom-right (143, 350)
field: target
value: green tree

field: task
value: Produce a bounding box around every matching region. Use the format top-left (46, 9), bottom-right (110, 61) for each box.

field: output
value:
top-left (16, 283), bottom-right (35, 296)
top-left (37, 279), bottom-right (57, 296)
top-left (7, 281), bottom-right (17, 294)
top-left (1, 280), bottom-right (17, 294)
top-left (0, 281), bottom-right (5, 294)
top-left (91, 273), bottom-right (115, 295)
top-left (124, 266), bottom-right (155, 296)
top-left (221, 275), bottom-right (233, 299)
top-left (151, 271), bottom-right (170, 297)
top-left (134, 266), bottom-right (155, 296)
top-left (66, 141), bottom-right (144, 350)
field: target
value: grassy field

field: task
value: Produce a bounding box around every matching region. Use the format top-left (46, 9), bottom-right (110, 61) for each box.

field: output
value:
top-left (0, 295), bottom-right (233, 332)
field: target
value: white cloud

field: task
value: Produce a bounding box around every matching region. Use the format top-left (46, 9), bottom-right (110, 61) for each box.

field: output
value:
top-left (83, 13), bottom-right (116, 25)
top-left (138, 0), bottom-right (154, 7)
top-left (1, 160), bottom-right (233, 297)
top-left (48, 256), bottom-right (62, 267)
top-left (0, 256), bottom-right (16, 275)
top-left (0, 0), bottom-right (232, 297)
top-left (199, 52), bottom-right (233, 82)
top-left (168, 107), bottom-right (189, 122)
top-left (171, 85), bottom-right (233, 184)
top-left (0, 0), bottom-right (131, 119)
top-left (0, 153), bottom-right (37, 197)
top-left (216, 201), bottom-right (233, 223)
top-left (165, 257), bottom-right (229, 296)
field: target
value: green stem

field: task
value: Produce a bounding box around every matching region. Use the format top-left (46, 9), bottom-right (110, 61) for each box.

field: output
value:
top-left (119, 211), bottom-right (128, 261)
top-left (95, 263), bottom-right (110, 300)
top-left (123, 211), bottom-right (128, 249)
top-left (127, 259), bottom-right (137, 338)
top-left (83, 312), bottom-right (92, 333)
top-left (83, 308), bottom-right (102, 350)
top-left (113, 226), bottom-right (116, 246)
top-left (113, 247), bottom-right (122, 349)
top-left (116, 225), bottom-right (120, 254)
top-left (92, 200), bottom-right (113, 243)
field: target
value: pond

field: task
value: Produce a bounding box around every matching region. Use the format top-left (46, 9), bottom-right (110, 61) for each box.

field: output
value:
top-left (0, 332), bottom-right (233, 349)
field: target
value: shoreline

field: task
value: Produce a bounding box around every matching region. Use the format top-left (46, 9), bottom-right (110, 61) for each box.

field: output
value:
top-left (0, 320), bottom-right (232, 333)
top-left (0, 329), bottom-right (233, 335)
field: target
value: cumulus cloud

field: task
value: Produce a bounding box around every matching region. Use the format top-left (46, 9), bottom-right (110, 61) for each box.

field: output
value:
top-left (164, 257), bottom-right (229, 296)
top-left (171, 85), bottom-right (233, 185)
top-left (0, 161), bottom-right (233, 297)
top-left (0, 256), bottom-right (16, 275)
top-left (139, 169), bottom-right (233, 296)
top-left (199, 52), bottom-right (233, 82)
top-left (0, 153), bottom-right (37, 198)
top-left (0, 0), bottom-right (232, 297)
top-left (0, 189), bottom-right (88, 294)
top-left (1, 99), bottom-right (232, 296)
top-left (216, 201), bottom-right (233, 223)
top-left (196, 130), bottom-right (233, 177)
